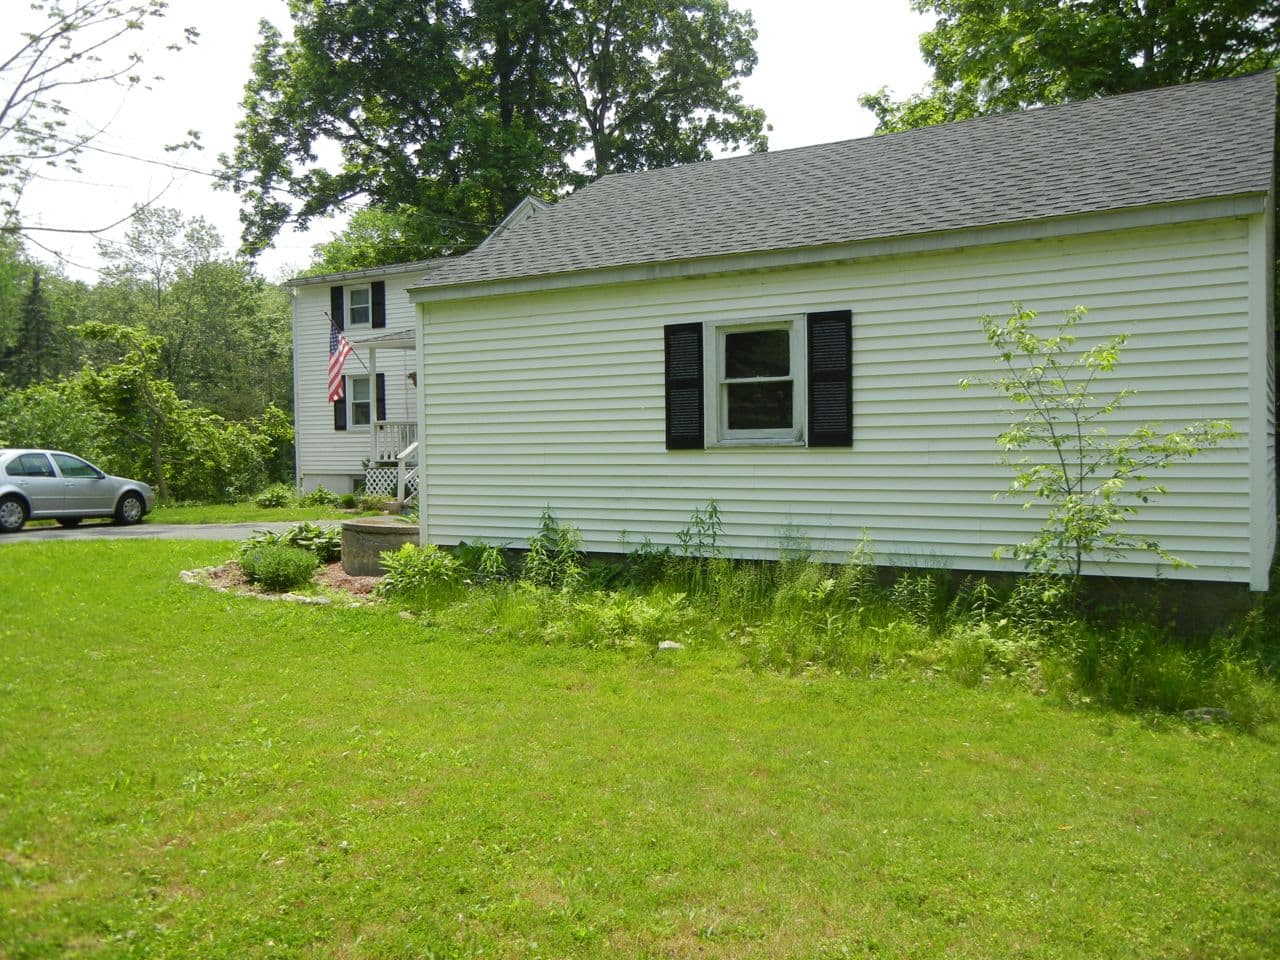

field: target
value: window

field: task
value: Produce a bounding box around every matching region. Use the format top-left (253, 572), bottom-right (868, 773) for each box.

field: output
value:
top-left (347, 285), bottom-right (371, 326)
top-left (5, 453), bottom-right (55, 477)
top-left (664, 310), bottom-right (852, 450)
top-left (330, 281), bottom-right (386, 330)
top-left (350, 375), bottom-right (371, 425)
top-left (333, 372), bottom-right (386, 432)
top-left (51, 453), bottom-right (101, 478)
top-left (715, 321), bottom-right (803, 443)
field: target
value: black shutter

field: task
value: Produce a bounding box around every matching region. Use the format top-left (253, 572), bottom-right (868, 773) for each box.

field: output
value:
top-left (372, 280), bottom-right (387, 328)
top-left (375, 372), bottom-right (387, 422)
top-left (807, 310), bottom-right (852, 447)
top-left (333, 381), bottom-right (348, 431)
top-left (664, 322), bottom-right (703, 449)
top-left (330, 285), bottom-right (345, 330)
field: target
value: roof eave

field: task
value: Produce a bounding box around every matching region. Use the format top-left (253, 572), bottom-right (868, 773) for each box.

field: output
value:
top-left (288, 258), bottom-right (445, 287)
top-left (407, 193), bottom-right (1268, 305)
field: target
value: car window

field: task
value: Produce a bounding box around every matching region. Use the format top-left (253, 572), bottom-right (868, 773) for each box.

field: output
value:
top-left (5, 453), bottom-right (55, 477)
top-left (52, 453), bottom-right (101, 479)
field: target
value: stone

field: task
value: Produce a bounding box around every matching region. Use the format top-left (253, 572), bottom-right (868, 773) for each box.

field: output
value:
top-left (657, 640), bottom-right (685, 651)
top-left (1180, 707), bottom-right (1232, 723)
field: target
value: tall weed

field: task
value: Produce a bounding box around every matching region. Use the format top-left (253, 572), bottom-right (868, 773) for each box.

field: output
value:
top-left (522, 510), bottom-right (584, 591)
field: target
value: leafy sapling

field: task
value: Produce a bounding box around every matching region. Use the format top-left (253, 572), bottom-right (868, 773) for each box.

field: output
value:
top-left (961, 305), bottom-right (1235, 579)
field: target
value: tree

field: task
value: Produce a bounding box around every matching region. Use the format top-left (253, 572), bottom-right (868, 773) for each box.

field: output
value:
top-left (961, 305), bottom-right (1236, 579)
top-left (0, 240), bottom-right (81, 385)
top-left (222, 0), bottom-right (767, 261)
top-left (1, 0), bottom-right (198, 234)
top-left (306, 207), bottom-right (452, 274)
top-left (94, 206), bottom-right (293, 418)
top-left (74, 321), bottom-right (180, 499)
top-left (859, 1), bottom-right (1280, 132)
top-left (552, 0), bottom-right (766, 176)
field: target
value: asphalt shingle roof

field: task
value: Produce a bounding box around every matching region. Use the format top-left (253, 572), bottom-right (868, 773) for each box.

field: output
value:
top-left (413, 71), bottom-right (1277, 291)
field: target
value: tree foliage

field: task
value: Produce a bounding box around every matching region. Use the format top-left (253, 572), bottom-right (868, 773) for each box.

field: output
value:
top-left (95, 207), bottom-right (293, 418)
top-left (962, 306), bottom-right (1237, 578)
top-left (860, 0), bottom-right (1280, 132)
top-left (0, 321), bottom-right (292, 503)
top-left (0, 240), bottom-right (82, 385)
top-left (222, 0), bottom-right (767, 263)
top-left (1, 0), bottom-right (198, 232)
top-left (0, 212), bottom-right (294, 502)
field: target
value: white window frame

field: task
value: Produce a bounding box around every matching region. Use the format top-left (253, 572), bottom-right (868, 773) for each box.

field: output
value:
top-left (348, 374), bottom-right (371, 427)
top-left (704, 316), bottom-right (806, 446)
top-left (347, 284), bottom-right (372, 327)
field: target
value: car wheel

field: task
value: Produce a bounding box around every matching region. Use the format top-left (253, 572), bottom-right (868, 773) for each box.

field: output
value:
top-left (115, 492), bottom-right (145, 525)
top-left (0, 495), bottom-right (28, 533)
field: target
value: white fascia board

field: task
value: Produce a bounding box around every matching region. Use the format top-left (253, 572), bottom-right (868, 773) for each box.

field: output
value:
top-left (1247, 189), bottom-right (1276, 591)
top-left (406, 194), bottom-right (1268, 305)
top-left (288, 259), bottom-right (441, 288)
top-left (289, 285), bottom-right (303, 493)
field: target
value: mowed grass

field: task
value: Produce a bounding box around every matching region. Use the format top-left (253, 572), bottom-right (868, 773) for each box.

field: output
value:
top-left (147, 503), bottom-right (368, 525)
top-left (0, 541), bottom-right (1277, 959)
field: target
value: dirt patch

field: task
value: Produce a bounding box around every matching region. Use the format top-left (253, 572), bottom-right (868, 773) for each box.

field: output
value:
top-left (182, 560), bottom-right (381, 601)
top-left (315, 562), bottom-right (380, 596)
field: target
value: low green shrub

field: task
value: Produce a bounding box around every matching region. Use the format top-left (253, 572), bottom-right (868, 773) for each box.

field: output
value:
top-left (454, 541), bottom-right (510, 584)
top-left (544, 590), bottom-right (694, 651)
top-left (253, 483), bottom-right (296, 508)
top-left (375, 543), bottom-right (463, 599)
top-left (300, 486), bottom-right (339, 507)
top-left (618, 537), bottom-right (670, 587)
top-left (242, 522), bottom-right (341, 563)
top-left (338, 493), bottom-right (359, 509)
top-left (240, 545), bottom-right (319, 592)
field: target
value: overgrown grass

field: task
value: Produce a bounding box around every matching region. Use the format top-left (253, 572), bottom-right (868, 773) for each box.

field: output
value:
top-left (383, 528), bottom-right (1278, 731)
top-left (1, 539), bottom-right (1278, 958)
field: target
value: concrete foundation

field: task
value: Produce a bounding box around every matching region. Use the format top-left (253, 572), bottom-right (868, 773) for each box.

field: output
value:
top-left (341, 517), bottom-right (420, 576)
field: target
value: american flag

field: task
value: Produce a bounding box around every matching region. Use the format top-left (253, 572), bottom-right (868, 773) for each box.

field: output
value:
top-left (328, 323), bottom-right (353, 402)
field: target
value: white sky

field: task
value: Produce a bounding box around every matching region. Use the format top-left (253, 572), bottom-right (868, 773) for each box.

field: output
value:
top-left (14, 0), bottom-right (935, 283)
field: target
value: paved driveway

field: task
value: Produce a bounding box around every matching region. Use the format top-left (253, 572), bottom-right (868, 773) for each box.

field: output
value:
top-left (0, 521), bottom-right (339, 544)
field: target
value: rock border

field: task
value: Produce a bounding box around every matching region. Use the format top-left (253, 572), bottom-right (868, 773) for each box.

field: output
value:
top-left (179, 565), bottom-right (372, 606)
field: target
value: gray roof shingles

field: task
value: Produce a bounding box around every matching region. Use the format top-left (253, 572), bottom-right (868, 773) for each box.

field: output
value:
top-left (413, 71), bottom-right (1277, 291)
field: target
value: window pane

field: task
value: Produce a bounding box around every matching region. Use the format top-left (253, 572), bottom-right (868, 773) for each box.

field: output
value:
top-left (727, 382), bottom-right (793, 430)
top-left (52, 454), bottom-right (98, 478)
top-left (352, 402), bottom-right (371, 426)
top-left (352, 377), bottom-right (370, 402)
top-left (724, 329), bottom-right (789, 379)
top-left (349, 287), bottom-right (371, 325)
top-left (8, 453), bottom-right (55, 477)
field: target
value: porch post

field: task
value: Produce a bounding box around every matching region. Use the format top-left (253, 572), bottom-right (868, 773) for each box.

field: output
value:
top-left (368, 345), bottom-right (379, 465)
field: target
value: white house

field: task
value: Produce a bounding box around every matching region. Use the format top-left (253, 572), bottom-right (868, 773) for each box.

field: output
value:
top-left (288, 264), bottom-right (428, 497)
top-left (396, 72), bottom-right (1276, 589)
top-left (287, 202), bottom-right (552, 498)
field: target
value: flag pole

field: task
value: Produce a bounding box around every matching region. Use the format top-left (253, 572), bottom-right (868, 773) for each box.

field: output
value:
top-left (326, 312), bottom-right (371, 373)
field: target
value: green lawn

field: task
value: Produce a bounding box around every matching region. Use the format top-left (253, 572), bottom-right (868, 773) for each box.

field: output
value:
top-left (1, 540), bottom-right (1277, 958)
top-left (147, 502), bottom-right (372, 524)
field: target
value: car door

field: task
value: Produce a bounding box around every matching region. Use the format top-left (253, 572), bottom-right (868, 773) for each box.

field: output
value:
top-left (5, 453), bottom-right (63, 515)
top-left (51, 453), bottom-right (113, 513)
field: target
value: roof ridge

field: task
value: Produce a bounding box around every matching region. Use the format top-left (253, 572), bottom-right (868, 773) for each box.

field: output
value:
top-left (586, 70), bottom-right (1276, 189)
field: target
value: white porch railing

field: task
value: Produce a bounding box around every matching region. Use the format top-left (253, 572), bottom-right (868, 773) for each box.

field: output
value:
top-left (397, 440), bottom-right (419, 504)
top-left (372, 420), bottom-right (416, 463)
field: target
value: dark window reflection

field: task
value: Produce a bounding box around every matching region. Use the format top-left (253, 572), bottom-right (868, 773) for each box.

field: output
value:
top-left (725, 329), bottom-right (789, 378)
top-left (727, 383), bottom-right (793, 429)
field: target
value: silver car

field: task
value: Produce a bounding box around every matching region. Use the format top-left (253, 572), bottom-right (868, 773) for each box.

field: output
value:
top-left (0, 449), bottom-right (156, 532)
